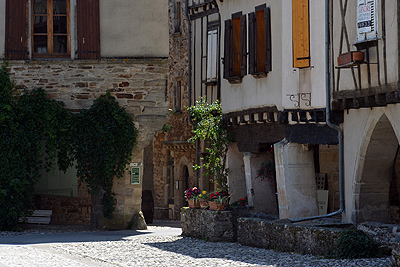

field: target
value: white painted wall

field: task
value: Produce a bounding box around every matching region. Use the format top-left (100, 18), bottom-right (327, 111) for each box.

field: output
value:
top-left (100, 0), bottom-right (169, 58)
top-left (331, 0), bottom-right (398, 91)
top-left (217, 0), bottom-right (327, 114)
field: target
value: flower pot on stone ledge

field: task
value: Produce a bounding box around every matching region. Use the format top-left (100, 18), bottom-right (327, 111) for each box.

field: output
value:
top-left (188, 199), bottom-right (200, 209)
top-left (199, 199), bottom-right (209, 209)
top-left (208, 201), bottom-right (226, 211)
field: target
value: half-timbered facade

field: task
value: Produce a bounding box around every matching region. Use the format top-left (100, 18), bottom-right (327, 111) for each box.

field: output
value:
top-left (331, 0), bottom-right (400, 224)
top-left (212, 0), bottom-right (343, 219)
top-left (1, 0), bottom-right (169, 228)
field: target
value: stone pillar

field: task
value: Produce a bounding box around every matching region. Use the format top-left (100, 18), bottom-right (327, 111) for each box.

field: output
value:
top-left (226, 143), bottom-right (246, 204)
top-left (243, 152), bottom-right (278, 214)
top-left (274, 140), bottom-right (318, 219)
top-left (243, 153), bottom-right (255, 207)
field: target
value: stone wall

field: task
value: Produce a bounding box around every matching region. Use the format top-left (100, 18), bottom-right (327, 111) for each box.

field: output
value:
top-left (237, 217), bottom-right (346, 256)
top-left (149, 0), bottom-right (195, 220)
top-left (34, 194), bottom-right (91, 225)
top-left (181, 208), bottom-right (252, 242)
top-left (7, 58), bottom-right (169, 228)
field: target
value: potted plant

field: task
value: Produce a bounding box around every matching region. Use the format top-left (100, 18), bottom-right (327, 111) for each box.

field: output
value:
top-left (184, 187), bottom-right (201, 208)
top-left (208, 190), bottom-right (229, 211)
top-left (198, 191), bottom-right (209, 209)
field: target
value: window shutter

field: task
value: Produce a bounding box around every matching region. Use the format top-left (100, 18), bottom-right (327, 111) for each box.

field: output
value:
top-left (223, 19), bottom-right (232, 79)
top-left (77, 0), bottom-right (100, 59)
top-left (292, 0), bottom-right (310, 68)
top-left (5, 0), bottom-right (28, 60)
top-left (248, 12), bottom-right (256, 75)
top-left (240, 15), bottom-right (247, 77)
top-left (264, 7), bottom-right (272, 72)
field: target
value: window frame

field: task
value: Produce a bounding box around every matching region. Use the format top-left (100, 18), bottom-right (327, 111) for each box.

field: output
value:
top-left (205, 21), bottom-right (219, 85)
top-left (31, 0), bottom-right (70, 58)
top-left (248, 4), bottom-right (272, 77)
top-left (292, 0), bottom-right (310, 68)
top-left (223, 11), bottom-right (247, 83)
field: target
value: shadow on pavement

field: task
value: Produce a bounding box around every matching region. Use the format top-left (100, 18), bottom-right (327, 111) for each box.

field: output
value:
top-left (0, 219), bottom-right (182, 245)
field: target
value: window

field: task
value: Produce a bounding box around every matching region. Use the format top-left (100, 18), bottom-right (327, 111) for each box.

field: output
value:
top-left (248, 5), bottom-right (271, 76)
top-left (206, 28), bottom-right (218, 83)
top-left (173, 1), bottom-right (182, 34)
top-left (292, 0), bottom-right (310, 68)
top-left (223, 12), bottom-right (247, 82)
top-left (174, 79), bottom-right (182, 112)
top-left (32, 0), bottom-right (70, 57)
top-left (5, 0), bottom-right (100, 60)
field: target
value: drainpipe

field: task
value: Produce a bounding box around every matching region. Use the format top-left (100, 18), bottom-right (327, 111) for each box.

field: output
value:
top-left (291, 0), bottom-right (345, 223)
top-left (184, 0), bottom-right (200, 187)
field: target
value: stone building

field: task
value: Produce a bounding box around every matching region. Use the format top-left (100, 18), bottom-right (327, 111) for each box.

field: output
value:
top-left (1, 0), bottom-right (168, 228)
top-left (148, 0), bottom-right (195, 220)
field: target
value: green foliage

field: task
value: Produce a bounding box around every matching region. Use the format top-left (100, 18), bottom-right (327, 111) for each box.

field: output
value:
top-left (188, 98), bottom-right (231, 191)
top-left (0, 64), bottom-right (73, 230)
top-left (73, 92), bottom-right (138, 218)
top-left (328, 229), bottom-right (380, 259)
top-left (0, 64), bottom-right (138, 229)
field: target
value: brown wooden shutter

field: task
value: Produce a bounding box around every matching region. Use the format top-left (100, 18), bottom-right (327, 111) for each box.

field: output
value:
top-left (264, 7), bottom-right (272, 72)
top-left (292, 0), bottom-right (310, 68)
top-left (5, 0), bottom-right (28, 60)
top-left (77, 0), bottom-right (100, 59)
top-left (223, 19), bottom-right (232, 79)
top-left (240, 15), bottom-right (247, 76)
top-left (248, 12), bottom-right (256, 75)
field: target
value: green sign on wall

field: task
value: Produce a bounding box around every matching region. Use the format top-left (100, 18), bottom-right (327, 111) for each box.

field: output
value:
top-left (131, 163), bottom-right (141, 184)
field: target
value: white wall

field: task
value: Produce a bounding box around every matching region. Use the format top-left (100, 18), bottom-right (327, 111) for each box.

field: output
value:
top-left (217, 0), bottom-right (327, 114)
top-left (100, 0), bottom-right (169, 58)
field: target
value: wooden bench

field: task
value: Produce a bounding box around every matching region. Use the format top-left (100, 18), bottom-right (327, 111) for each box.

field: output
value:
top-left (19, 210), bottom-right (52, 224)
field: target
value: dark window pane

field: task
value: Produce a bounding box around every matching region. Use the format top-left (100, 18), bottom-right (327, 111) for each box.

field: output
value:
top-left (33, 16), bottom-right (47, 33)
top-left (53, 16), bottom-right (67, 33)
top-left (33, 0), bottom-right (47, 15)
top-left (54, 35), bottom-right (67, 53)
top-left (53, 0), bottom-right (67, 14)
top-left (34, 35), bottom-right (48, 53)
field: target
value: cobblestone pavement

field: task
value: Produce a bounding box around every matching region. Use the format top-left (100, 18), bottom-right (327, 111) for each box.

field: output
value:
top-left (0, 224), bottom-right (393, 267)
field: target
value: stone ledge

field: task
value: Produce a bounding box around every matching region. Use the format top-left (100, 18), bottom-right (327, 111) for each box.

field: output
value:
top-left (180, 207), bottom-right (251, 242)
top-left (237, 217), bottom-right (350, 256)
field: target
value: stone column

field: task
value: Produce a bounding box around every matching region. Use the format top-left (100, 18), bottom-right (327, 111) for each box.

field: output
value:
top-left (243, 153), bottom-right (255, 207)
top-left (274, 140), bottom-right (318, 219)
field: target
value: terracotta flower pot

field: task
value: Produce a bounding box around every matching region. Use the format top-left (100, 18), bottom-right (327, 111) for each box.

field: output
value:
top-left (208, 201), bottom-right (226, 211)
top-left (199, 199), bottom-right (208, 209)
top-left (188, 199), bottom-right (200, 209)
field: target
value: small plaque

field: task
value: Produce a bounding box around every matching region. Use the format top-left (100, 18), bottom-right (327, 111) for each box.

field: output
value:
top-left (131, 163), bottom-right (141, 184)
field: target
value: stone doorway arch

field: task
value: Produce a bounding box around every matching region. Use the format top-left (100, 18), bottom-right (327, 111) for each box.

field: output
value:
top-left (354, 114), bottom-right (399, 223)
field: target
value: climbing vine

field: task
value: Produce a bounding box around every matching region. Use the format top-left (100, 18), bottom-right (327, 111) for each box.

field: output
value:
top-left (0, 64), bottom-right (138, 230)
top-left (73, 92), bottom-right (138, 218)
top-left (0, 65), bottom-right (74, 230)
top-left (188, 98), bottom-right (231, 191)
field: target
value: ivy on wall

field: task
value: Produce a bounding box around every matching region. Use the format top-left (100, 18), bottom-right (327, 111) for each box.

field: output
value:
top-left (0, 65), bottom-right (137, 230)
top-left (74, 92), bottom-right (138, 219)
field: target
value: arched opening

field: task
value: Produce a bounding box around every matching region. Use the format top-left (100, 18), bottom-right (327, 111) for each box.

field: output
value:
top-left (355, 114), bottom-right (399, 223)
